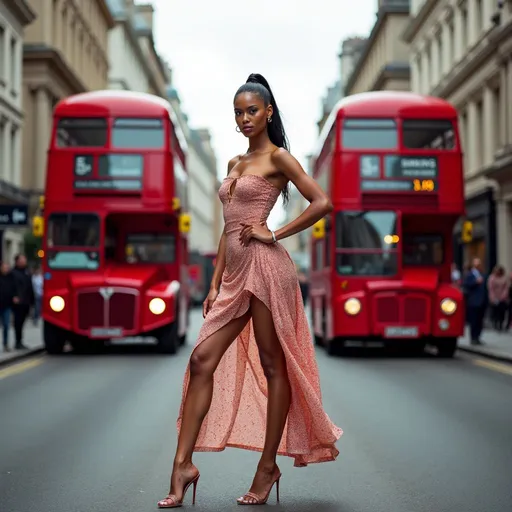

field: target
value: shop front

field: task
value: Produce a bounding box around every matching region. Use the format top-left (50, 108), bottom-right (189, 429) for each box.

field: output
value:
top-left (453, 188), bottom-right (496, 274)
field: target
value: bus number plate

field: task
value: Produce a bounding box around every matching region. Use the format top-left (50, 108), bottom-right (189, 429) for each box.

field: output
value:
top-left (90, 328), bottom-right (123, 338)
top-left (384, 327), bottom-right (419, 338)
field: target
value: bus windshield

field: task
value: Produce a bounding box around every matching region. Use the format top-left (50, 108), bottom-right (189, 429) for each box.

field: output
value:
top-left (47, 213), bottom-right (100, 270)
top-left (336, 211), bottom-right (398, 276)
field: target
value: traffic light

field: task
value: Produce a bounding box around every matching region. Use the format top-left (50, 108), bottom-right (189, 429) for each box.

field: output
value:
top-left (39, 195), bottom-right (45, 211)
top-left (32, 215), bottom-right (44, 238)
top-left (312, 218), bottom-right (325, 239)
top-left (179, 213), bottom-right (191, 234)
top-left (462, 220), bottom-right (473, 243)
top-left (172, 197), bottom-right (181, 211)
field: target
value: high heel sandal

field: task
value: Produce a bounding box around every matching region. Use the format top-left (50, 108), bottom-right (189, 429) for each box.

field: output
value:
top-left (236, 471), bottom-right (282, 505)
top-left (157, 473), bottom-right (200, 509)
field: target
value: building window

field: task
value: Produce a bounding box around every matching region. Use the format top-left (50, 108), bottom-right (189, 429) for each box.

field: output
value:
top-left (10, 37), bottom-right (16, 93)
top-left (476, 99), bottom-right (483, 168)
top-left (461, 6), bottom-right (468, 51)
top-left (0, 25), bottom-right (5, 84)
top-left (0, 120), bottom-right (5, 178)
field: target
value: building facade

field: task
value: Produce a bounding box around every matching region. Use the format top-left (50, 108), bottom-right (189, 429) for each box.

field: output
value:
top-left (0, 0), bottom-right (36, 262)
top-left (345, 0), bottom-right (411, 96)
top-left (404, 0), bottom-right (512, 272)
top-left (106, 0), bottom-right (151, 92)
top-left (166, 86), bottom-right (219, 254)
top-left (22, 0), bottom-right (114, 198)
top-left (317, 37), bottom-right (366, 133)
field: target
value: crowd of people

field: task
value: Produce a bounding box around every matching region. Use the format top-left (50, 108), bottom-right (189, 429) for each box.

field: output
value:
top-left (0, 254), bottom-right (43, 352)
top-left (452, 258), bottom-right (512, 345)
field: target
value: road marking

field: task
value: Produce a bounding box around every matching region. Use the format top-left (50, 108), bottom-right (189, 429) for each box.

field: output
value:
top-left (0, 357), bottom-right (45, 380)
top-left (473, 358), bottom-right (512, 376)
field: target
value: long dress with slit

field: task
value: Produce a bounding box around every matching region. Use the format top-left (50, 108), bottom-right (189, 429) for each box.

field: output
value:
top-left (176, 173), bottom-right (343, 467)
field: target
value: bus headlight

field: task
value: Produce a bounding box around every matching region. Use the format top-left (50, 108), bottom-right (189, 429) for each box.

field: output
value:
top-left (440, 298), bottom-right (457, 315)
top-left (49, 295), bottom-right (65, 312)
top-left (344, 298), bottom-right (361, 316)
top-left (149, 298), bottom-right (166, 315)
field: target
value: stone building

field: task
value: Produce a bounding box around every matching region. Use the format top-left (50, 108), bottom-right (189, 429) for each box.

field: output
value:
top-left (345, 0), bottom-right (411, 96)
top-left (404, 0), bottom-right (512, 272)
top-left (22, 0), bottom-right (114, 197)
top-left (0, 0), bottom-right (35, 261)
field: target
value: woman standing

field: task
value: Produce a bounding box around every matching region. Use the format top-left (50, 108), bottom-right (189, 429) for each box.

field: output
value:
top-left (158, 74), bottom-right (342, 508)
top-left (487, 265), bottom-right (509, 331)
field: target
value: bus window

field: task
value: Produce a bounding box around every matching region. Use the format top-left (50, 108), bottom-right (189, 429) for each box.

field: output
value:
top-left (336, 211), bottom-right (398, 276)
top-left (403, 234), bottom-right (443, 265)
top-left (112, 118), bottom-right (164, 148)
top-left (342, 118), bottom-right (397, 149)
top-left (402, 120), bottom-right (455, 150)
top-left (47, 213), bottom-right (100, 270)
top-left (47, 213), bottom-right (100, 247)
top-left (56, 118), bottom-right (107, 147)
top-left (125, 234), bottom-right (175, 263)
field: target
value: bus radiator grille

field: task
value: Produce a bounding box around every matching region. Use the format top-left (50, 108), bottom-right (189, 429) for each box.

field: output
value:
top-left (403, 297), bottom-right (427, 323)
top-left (375, 296), bottom-right (400, 323)
top-left (77, 292), bottom-right (104, 330)
top-left (109, 293), bottom-right (136, 330)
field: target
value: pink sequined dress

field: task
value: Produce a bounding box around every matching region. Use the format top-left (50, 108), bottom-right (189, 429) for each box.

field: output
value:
top-left (177, 173), bottom-right (342, 467)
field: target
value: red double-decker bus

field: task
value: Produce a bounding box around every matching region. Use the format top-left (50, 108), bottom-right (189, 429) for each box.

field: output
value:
top-left (310, 92), bottom-right (465, 357)
top-left (41, 90), bottom-right (190, 355)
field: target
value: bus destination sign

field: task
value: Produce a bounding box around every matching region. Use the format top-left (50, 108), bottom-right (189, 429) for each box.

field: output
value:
top-left (360, 155), bottom-right (438, 193)
top-left (73, 154), bottom-right (142, 191)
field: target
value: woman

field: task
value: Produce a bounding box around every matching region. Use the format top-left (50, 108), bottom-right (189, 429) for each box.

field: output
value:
top-left (487, 265), bottom-right (509, 331)
top-left (0, 262), bottom-right (17, 351)
top-left (158, 74), bottom-right (342, 508)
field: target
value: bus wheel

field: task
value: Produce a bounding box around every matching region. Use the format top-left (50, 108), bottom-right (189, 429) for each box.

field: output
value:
top-left (157, 322), bottom-right (178, 354)
top-left (44, 321), bottom-right (66, 355)
top-left (326, 338), bottom-right (346, 356)
top-left (437, 337), bottom-right (457, 358)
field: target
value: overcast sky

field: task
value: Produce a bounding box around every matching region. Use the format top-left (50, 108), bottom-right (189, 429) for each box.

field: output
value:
top-left (140, 0), bottom-right (377, 226)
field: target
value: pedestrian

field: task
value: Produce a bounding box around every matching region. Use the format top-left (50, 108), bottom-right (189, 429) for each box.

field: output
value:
top-left (463, 257), bottom-right (487, 345)
top-left (31, 266), bottom-right (44, 325)
top-left (158, 73), bottom-right (342, 508)
top-left (0, 262), bottom-right (17, 352)
top-left (487, 265), bottom-right (509, 331)
top-left (11, 254), bottom-right (35, 350)
top-left (297, 266), bottom-right (309, 306)
top-left (451, 262), bottom-right (461, 287)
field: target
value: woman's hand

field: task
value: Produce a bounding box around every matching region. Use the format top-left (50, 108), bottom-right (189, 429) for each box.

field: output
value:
top-left (203, 288), bottom-right (219, 318)
top-left (239, 221), bottom-right (273, 247)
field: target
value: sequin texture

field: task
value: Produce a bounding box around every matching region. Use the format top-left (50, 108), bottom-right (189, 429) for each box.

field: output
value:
top-left (176, 173), bottom-right (343, 467)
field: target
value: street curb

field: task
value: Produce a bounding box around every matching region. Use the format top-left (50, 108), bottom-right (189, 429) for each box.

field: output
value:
top-left (0, 347), bottom-right (46, 368)
top-left (457, 346), bottom-right (512, 364)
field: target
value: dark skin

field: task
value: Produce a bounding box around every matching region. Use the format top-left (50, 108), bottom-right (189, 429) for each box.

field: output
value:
top-left (160, 91), bottom-right (332, 507)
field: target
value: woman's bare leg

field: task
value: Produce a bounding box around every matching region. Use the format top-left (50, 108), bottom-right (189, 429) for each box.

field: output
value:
top-left (239, 296), bottom-right (291, 503)
top-left (168, 311), bottom-right (251, 500)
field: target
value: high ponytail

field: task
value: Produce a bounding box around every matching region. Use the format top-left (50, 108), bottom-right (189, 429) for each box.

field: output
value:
top-left (234, 73), bottom-right (290, 204)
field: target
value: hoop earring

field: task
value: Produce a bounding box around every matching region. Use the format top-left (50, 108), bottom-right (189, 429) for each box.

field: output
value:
top-left (267, 116), bottom-right (272, 123)
top-left (236, 126), bottom-right (241, 132)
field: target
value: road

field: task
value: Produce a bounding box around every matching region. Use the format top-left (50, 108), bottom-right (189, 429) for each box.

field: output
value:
top-left (1, 308), bottom-right (511, 512)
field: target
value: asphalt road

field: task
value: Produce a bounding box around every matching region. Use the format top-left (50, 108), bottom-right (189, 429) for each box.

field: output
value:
top-left (1, 308), bottom-right (511, 512)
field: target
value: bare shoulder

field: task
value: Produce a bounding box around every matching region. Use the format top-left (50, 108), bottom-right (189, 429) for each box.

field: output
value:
top-left (270, 147), bottom-right (294, 166)
top-left (227, 155), bottom-right (242, 174)
top-left (271, 147), bottom-right (304, 178)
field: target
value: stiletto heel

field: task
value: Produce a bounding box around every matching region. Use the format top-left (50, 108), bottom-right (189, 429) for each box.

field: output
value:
top-left (157, 473), bottom-right (200, 508)
top-left (237, 471), bottom-right (282, 505)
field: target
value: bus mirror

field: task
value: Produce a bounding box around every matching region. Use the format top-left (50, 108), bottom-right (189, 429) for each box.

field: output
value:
top-left (462, 220), bottom-right (473, 243)
top-left (172, 197), bottom-right (181, 211)
top-left (179, 213), bottom-right (191, 234)
top-left (312, 218), bottom-right (325, 239)
top-left (32, 216), bottom-right (44, 238)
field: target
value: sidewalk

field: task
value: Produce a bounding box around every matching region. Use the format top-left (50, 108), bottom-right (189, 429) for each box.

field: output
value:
top-left (458, 326), bottom-right (512, 363)
top-left (0, 323), bottom-right (45, 367)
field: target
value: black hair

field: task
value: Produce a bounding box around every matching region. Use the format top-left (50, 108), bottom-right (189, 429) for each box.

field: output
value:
top-left (234, 73), bottom-right (290, 204)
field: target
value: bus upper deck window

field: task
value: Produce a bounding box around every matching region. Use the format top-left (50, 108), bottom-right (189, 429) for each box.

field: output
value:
top-left (56, 118), bottom-right (107, 147)
top-left (112, 118), bottom-right (164, 149)
top-left (342, 118), bottom-right (397, 150)
top-left (402, 120), bottom-right (455, 150)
